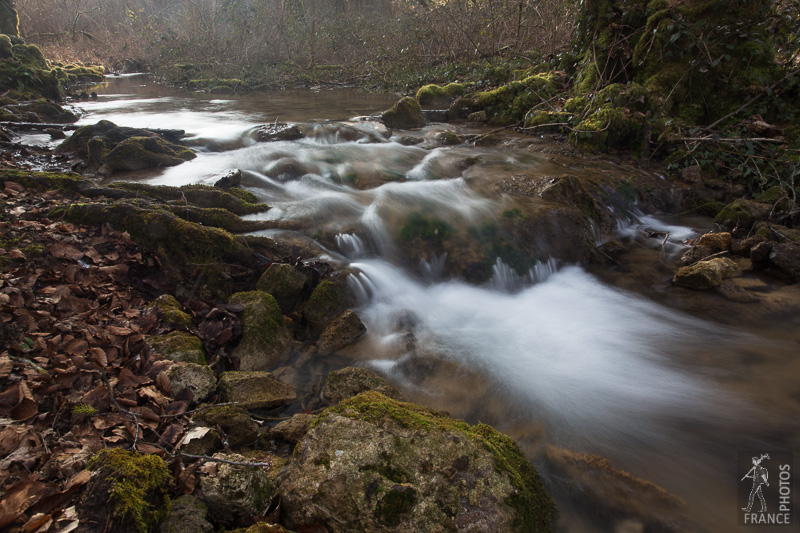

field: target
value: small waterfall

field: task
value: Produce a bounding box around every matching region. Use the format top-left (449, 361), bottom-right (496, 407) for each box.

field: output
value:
top-left (419, 253), bottom-right (448, 282)
top-left (489, 257), bottom-right (560, 292)
top-left (335, 233), bottom-right (367, 259)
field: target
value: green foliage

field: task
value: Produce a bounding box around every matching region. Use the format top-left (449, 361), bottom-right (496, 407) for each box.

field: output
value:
top-left (71, 403), bottom-right (98, 416)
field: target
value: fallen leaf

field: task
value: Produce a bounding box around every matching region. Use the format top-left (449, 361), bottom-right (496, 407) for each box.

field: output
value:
top-left (0, 480), bottom-right (52, 529)
top-left (64, 339), bottom-right (88, 356)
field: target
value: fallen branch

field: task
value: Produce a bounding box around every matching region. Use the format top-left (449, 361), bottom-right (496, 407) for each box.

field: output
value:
top-left (671, 136), bottom-right (786, 144)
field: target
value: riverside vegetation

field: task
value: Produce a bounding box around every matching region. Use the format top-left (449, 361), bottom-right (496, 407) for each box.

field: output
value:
top-left (2, 1), bottom-right (800, 532)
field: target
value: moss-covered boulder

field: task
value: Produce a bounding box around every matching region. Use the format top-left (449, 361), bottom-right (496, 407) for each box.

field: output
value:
top-left (148, 331), bottom-right (206, 364)
top-left (256, 263), bottom-right (311, 315)
top-left (0, 40), bottom-right (61, 100)
top-left (714, 198), bottom-right (772, 232)
top-left (381, 96), bottom-right (425, 129)
top-left (194, 404), bottom-right (260, 449)
top-left (79, 448), bottom-right (170, 533)
top-left (303, 276), bottom-right (356, 333)
top-left (276, 391), bottom-right (555, 532)
top-left (229, 291), bottom-right (292, 371)
top-left (672, 256), bottom-right (738, 289)
top-left (321, 366), bottom-right (403, 405)
top-left (107, 182), bottom-right (268, 216)
top-left (56, 120), bottom-right (194, 176)
top-left (476, 73), bottom-right (560, 125)
top-left (415, 83), bottom-right (466, 106)
top-left (100, 135), bottom-right (195, 175)
top-left (271, 412), bottom-right (317, 444)
top-left (218, 371), bottom-right (296, 410)
top-left (198, 453), bottom-right (273, 527)
top-left (148, 294), bottom-right (192, 329)
top-left (160, 495), bottom-right (214, 533)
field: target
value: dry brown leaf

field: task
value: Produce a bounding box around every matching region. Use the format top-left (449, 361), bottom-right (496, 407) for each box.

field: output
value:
top-left (11, 382), bottom-right (38, 421)
top-left (88, 347), bottom-right (107, 367)
top-left (0, 480), bottom-right (52, 529)
top-left (64, 339), bottom-right (88, 356)
top-left (155, 371), bottom-right (171, 395)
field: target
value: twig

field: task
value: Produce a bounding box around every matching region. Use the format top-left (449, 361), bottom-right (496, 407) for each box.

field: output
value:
top-left (178, 453), bottom-right (272, 467)
top-left (159, 402), bottom-right (241, 419)
top-left (669, 137), bottom-right (786, 144)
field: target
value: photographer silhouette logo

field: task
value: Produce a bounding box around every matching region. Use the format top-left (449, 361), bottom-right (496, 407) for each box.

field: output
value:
top-left (739, 451), bottom-right (793, 526)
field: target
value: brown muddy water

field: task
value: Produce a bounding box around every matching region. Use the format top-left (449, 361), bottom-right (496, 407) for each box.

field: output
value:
top-left (64, 74), bottom-right (799, 532)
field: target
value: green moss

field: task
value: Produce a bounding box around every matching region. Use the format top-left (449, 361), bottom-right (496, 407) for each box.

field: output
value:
top-left (108, 182), bottom-right (268, 216)
top-left (502, 208), bottom-right (523, 219)
top-left (524, 111), bottom-right (572, 131)
top-left (398, 213), bottom-right (451, 243)
top-left (87, 448), bottom-right (170, 533)
top-left (147, 331), bottom-right (206, 364)
top-left (0, 169), bottom-right (88, 192)
top-left (324, 392), bottom-right (556, 532)
top-left (415, 83), bottom-right (466, 105)
top-left (148, 294), bottom-right (192, 329)
top-left (229, 290), bottom-right (285, 350)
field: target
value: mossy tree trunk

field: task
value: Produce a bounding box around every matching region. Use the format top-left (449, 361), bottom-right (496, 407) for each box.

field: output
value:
top-left (0, 0), bottom-right (19, 37)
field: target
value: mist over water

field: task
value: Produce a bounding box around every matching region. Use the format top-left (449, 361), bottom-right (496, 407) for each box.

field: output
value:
top-left (73, 76), bottom-right (800, 532)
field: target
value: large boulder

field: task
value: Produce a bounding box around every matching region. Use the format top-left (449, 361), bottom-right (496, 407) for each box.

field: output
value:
top-left (198, 453), bottom-right (273, 526)
top-left (276, 391), bottom-right (556, 532)
top-left (381, 96), bottom-right (426, 129)
top-left (672, 257), bottom-right (738, 289)
top-left (256, 263), bottom-right (311, 315)
top-left (229, 291), bottom-right (292, 371)
top-left (321, 366), bottom-right (403, 405)
top-left (100, 136), bottom-right (195, 174)
top-left (218, 371), bottom-right (296, 410)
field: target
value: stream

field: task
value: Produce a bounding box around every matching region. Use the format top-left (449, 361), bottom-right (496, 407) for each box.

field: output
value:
top-left (66, 74), bottom-right (799, 532)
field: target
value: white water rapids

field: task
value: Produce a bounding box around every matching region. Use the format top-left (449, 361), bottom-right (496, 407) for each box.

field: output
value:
top-left (69, 75), bottom-right (799, 532)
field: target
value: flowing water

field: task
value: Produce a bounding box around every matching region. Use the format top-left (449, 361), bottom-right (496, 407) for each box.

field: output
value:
top-left (71, 75), bottom-right (800, 532)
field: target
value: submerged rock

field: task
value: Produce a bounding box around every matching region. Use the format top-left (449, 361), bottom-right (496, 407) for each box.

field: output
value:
top-left (276, 391), bottom-right (556, 532)
top-left (381, 96), bottom-right (426, 129)
top-left (672, 257), bottom-right (738, 289)
top-left (544, 446), bottom-right (688, 532)
top-left (321, 366), bottom-right (403, 405)
top-left (768, 243), bottom-right (800, 282)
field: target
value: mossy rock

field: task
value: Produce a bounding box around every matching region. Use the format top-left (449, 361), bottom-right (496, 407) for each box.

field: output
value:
top-left (476, 72), bottom-right (560, 125)
top-left (148, 331), bottom-right (206, 364)
top-left (164, 205), bottom-right (270, 233)
top-left (672, 257), bottom-right (738, 289)
top-left (108, 182), bottom-right (267, 216)
top-left (415, 83), bottom-right (466, 106)
top-left (322, 366), bottom-right (403, 405)
top-left (256, 263), bottom-right (311, 315)
top-left (303, 276), bottom-right (355, 332)
top-left (100, 135), bottom-right (195, 174)
top-left (194, 405), bottom-right (259, 449)
top-left (714, 198), bottom-right (772, 231)
top-left (198, 453), bottom-right (273, 526)
top-left (381, 96), bottom-right (426, 129)
top-left (277, 391), bottom-right (556, 532)
top-left (160, 495), bottom-right (213, 533)
top-left (52, 201), bottom-right (254, 269)
top-left (59, 62), bottom-right (106, 81)
top-left (229, 291), bottom-right (291, 372)
top-left (79, 448), bottom-right (170, 533)
top-left (0, 169), bottom-right (89, 193)
top-left (148, 294), bottom-right (192, 329)
top-left (217, 371), bottom-right (296, 410)
top-left (0, 41), bottom-right (61, 100)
